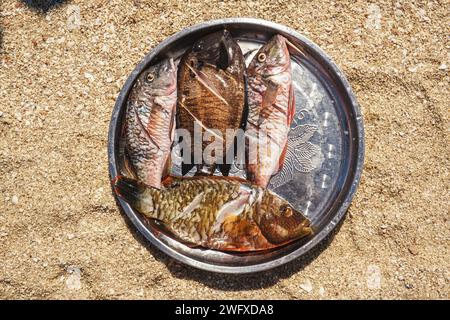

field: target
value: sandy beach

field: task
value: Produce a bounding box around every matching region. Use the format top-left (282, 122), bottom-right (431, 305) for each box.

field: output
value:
top-left (0, 0), bottom-right (448, 299)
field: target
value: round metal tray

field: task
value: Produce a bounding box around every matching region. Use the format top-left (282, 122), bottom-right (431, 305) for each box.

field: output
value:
top-left (108, 18), bottom-right (364, 274)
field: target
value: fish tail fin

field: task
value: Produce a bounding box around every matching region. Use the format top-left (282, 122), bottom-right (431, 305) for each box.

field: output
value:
top-left (181, 163), bottom-right (196, 176)
top-left (194, 164), bottom-right (216, 176)
top-left (217, 163), bottom-right (232, 176)
top-left (112, 176), bottom-right (154, 216)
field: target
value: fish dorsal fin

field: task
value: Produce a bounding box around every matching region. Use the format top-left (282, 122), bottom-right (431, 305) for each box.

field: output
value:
top-left (287, 83), bottom-right (296, 125)
top-left (184, 63), bottom-right (229, 107)
top-left (188, 174), bottom-right (250, 185)
top-left (277, 142), bottom-right (289, 173)
top-left (130, 103), bottom-right (161, 151)
top-left (162, 175), bottom-right (250, 188)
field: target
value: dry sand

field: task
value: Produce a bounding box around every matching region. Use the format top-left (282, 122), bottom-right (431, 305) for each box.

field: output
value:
top-left (0, 0), bottom-right (448, 299)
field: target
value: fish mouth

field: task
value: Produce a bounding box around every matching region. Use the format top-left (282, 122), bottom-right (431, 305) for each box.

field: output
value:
top-left (146, 58), bottom-right (177, 94)
top-left (155, 58), bottom-right (176, 77)
top-left (190, 30), bottom-right (235, 70)
top-left (192, 29), bottom-right (231, 52)
top-left (258, 208), bottom-right (312, 245)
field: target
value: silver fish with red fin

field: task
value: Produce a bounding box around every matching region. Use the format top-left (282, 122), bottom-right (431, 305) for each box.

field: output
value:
top-left (124, 58), bottom-right (177, 189)
top-left (245, 35), bottom-right (295, 187)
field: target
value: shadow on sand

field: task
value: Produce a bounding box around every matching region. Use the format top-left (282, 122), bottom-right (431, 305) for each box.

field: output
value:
top-left (111, 187), bottom-right (346, 291)
top-left (0, 27), bottom-right (3, 54)
top-left (21, 0), bottom-right (67, 13)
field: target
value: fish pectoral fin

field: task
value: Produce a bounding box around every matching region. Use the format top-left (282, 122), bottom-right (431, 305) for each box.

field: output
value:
top-left (211, 191), bottom-right (251, 234)
top-left (184, 62), bottom-right (230, 106)
top-left (172, 192), bottom-right (205, 221)
top-left (132, 104), bottom-right (161, 151)
top-left (285, 39), bottom-right (307, 59)
top-left (209, 219), bottom-right (273, 252)
top-left (261, 80), bottom-right (281, 112)
top-left (243, 48), bottom-right (258, 64)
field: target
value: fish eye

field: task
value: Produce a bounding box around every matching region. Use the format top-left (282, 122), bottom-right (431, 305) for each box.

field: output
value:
top-left (193, 43), bottom-right (202, 52)
top-left (284, 207), bottom-right (293, 217)
top-left (257, 53), bottom-right (267, 62)
top-left (280, 204), bottom-right (293, 217)
top-left (146, 73), bottom-right (155, 82)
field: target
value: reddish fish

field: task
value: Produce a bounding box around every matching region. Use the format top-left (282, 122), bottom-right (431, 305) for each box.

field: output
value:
top-left (124, 58), bottom-right (177, 189)
top-left (245, 35), bottom-right (295, 187)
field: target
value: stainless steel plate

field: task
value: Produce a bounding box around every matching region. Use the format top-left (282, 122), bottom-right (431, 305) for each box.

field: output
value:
top-left (108, 18), bottom-right (364, 274)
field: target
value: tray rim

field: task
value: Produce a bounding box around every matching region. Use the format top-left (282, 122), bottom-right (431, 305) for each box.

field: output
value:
top-left (107, 17), bottom-right (365, 274)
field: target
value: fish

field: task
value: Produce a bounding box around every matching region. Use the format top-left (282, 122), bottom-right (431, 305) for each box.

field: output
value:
top-left (124, 58), bottom-right (177, 189)
top-left (177, 30), bottom-right (246, 176)
top-left (113, 175), bottom-right (312, 251)
top-left (245, 35), bottom-right (295, 188)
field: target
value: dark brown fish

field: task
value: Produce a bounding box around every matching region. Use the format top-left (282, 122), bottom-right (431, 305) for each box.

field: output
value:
top-left (113, 175), bottom-right (312, 251)
top-left (124, 58), bottom-right (177, 189)
top-left (177, 30), bottom-right (246, 176)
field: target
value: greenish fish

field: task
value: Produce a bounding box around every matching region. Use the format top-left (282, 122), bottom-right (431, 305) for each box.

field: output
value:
top-left (113, 175), bottom-right (312, 251)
